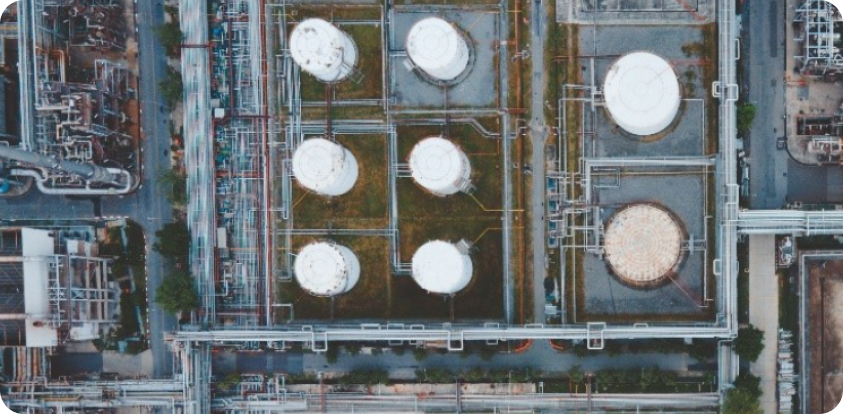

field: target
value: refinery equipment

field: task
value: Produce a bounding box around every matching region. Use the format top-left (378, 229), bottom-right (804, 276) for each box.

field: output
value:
top-left (603, 52), bottom-right (681, 136)
top-left (289, 18), bottom-right (358, 82)
top-left (408, 136), bottom-right (471, 196)
top-left (411, 240), bottom-right (473, 295)
top-left (292, 138), bottom-right (359, 196)
top-left (602, 204), bottom-right (685, 288)
top-left (406, 17), bottom-right (470, 82)
top-left (294, 241), bottom-right (361, 297)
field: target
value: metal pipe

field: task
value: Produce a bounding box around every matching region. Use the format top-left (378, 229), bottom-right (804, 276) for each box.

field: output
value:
top-left (0, 145), bottom-right (115, 184)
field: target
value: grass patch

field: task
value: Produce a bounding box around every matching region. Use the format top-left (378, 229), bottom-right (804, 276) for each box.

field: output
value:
top-left (288, 5), bottom-right (381, 21)
top-left (293, 134), bottom-right (389, 230)
top-left (279, 236), bottom-right (391, 320)
top-left (299, 24), bottom-right (384, 102)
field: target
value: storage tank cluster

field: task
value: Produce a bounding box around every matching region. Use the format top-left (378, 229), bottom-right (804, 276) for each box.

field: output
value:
top-left (406, 17), bottom-right (471, 82)
top-left (289, 17), bottom-right (472, 84)
top-left (289, 18), bottom-right (358, 83)
top-left (294, 240), bottom-right (474, 297)
top-left (603, 51), bottom-right (681, 137)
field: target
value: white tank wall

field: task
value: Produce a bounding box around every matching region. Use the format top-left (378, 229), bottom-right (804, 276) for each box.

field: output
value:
top-left (289, 19), bottom-right (358, 82)
top-left (409, 136), bottom-right (471, 197)
top-left (294, 242), bottom-right (361, 297)
top-left (292, 138), bottom-right (358, 197)
top-left (603, 51), bottom-right (681, 136)
top-left (406, 17), bottom-right (470, 81)
top-left (411, 240), bottom-right (473, 295)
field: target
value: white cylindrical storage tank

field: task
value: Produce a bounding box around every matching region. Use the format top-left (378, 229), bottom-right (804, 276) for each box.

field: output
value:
top-left (292, 138), bottom-right (358, 196)
top-left (294, 241), bottom-right (361, 297)
top-left (408, 136), bottom-right (471, 197)
top-left (411, 240), bottom-right (473, 295)
top-left (289, 18), bottom-right (358, 82)
top-left (603, 51), bottom-right (681, 136)
top-left (406, 17), bottom-right (470, 81)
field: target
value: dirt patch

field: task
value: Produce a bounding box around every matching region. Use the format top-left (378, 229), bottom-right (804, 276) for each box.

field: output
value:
top-left (809, 260), bottom-right (843, 413)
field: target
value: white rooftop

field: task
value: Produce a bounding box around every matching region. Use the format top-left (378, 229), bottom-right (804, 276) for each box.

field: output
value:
top-left (603, 52), bottom-right (681, 136)
top-left (294, 242), bottom-right (360, 297)
top-left (411, 240), bottom-right (472, 294)
top-left (22, 228), bottom-right (59, 348)
top-left (290, 18), bottom-right (357, 82)
top-left (409, 136), bottom-right (471, 196)
top-left (603, 204), bottom-right (683, 286)
top-left (406, 17), bottom-right (470, 81)
top-left (292, 138), bottom-right (358, 196)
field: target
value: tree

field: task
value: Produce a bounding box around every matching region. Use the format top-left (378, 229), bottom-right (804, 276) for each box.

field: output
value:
top-left (153, 220), bottom-right (190, 263)
top-left (158, 168), bottom-right (187, 207)
top-left (568, 365), bottom-right (584, 384)
top-left (734, 325), bottom-right (765, 362)
top-left (737, 103), bottom-right (757, 133)
top-left (155, 270), bottom-right (199, 314)
top-left (412, 347), bottom-right (428, 362)
top-left (159, 69), bottom-right (184, 109)
top-left (154, 21), bottom-right (183, 57)
top-left (345, 343), bottom-right (362, 356)
top-left (733, 372), bottom-right (762, 400)
top-left (325, 345), bottom-right (339, 364)
top-left (723, 388), bottom-right (763, 414)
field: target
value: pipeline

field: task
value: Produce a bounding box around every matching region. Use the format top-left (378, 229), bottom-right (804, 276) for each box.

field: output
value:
top-left (10, 168), bottom-right (134, 196)
top-left (0, 144), bottom-right (117, 184)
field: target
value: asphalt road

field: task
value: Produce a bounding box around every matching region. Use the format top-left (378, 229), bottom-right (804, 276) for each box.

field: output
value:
top-left (529, 0), bottom-right (549, 322)
top-left (744, 0), bottom-right (789, 209)
top-left (129, 0), bottom-right (177, 378)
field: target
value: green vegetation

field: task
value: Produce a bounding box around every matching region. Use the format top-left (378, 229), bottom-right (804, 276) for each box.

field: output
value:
top-left (569, 339), bottom-right (718, 362)
top-left (158, 168), bottom-right (187, 207)
top-left (723, 373), bottom-right (763, 414)
top-left (568, 365), bottom-right (584, 383)
top-left (153, 220), bottom-right (190, 264)
top-left (155, 21), bottom-right (183, 57)
top-left (413, 347), bottom-right (428, 362)
top-left (155, 270), bottom-right (200, 314)
top-left (216, 374), bottom-right (242, 393)
top-left (159, 69), bottom-right (184, 109)
top-left (734, 324), bottom-right (765, 362)
top-left (339, 370), bottom-right (389, 386)
top-left (737, 103), bottom-right (758, 133)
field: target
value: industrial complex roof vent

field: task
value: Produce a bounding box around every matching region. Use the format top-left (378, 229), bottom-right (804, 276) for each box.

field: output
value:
top-left (289, 18), bottom-right (358, 83)
top-left (411, 240), bottom-right (473, 295)
top-left (603, 52), bottom-right (681, 136)
top-left (406, 17), bottom-right (470, 82)
top-left (294, 241), bottom-right (361, 297)
top-left (292, 138), bottom-right (358, 197)
top-left (603, 203), bottom-right (685, 288)
top-left (408, 136), bottom-right (471, 197)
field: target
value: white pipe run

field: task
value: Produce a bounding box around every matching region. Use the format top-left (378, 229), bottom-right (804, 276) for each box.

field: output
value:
top-left (11, 168), bottom-right (135, 195)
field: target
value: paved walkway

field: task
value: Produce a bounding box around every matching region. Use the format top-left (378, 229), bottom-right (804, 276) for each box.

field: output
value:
top-left (748, 235), bottom-right (778, 414)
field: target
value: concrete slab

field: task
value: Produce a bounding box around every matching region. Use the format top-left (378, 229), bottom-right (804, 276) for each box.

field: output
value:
top-left (748, 235), bottom-right (779, 414)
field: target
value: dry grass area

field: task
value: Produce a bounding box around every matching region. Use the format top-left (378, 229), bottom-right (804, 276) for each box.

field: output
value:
top-left (279, 236), bottom-right (391, 320)
top-left (292, 134), bottom-right (389, 230)
top-left (809, 260), bottom-right (843, 413)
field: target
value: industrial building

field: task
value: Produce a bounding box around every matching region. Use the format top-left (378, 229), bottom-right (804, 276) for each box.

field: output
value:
top-left (0, 0), bottom-right (138, 196)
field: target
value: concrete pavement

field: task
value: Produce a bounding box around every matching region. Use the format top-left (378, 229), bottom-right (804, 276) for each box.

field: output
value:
top-left (529, 0), bottom-right (549, 322)
top-left (748, 235), bottom-right (779, 414)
